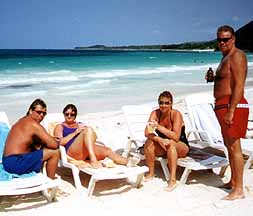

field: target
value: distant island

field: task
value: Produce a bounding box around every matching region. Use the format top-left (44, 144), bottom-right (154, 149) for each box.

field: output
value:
top-left (75, 21), bottom-right (253, 52)
top-left (75, 41), bottom-right (217, 52)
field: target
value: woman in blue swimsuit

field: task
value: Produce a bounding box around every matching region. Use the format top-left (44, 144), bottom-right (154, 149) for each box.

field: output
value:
top-left (144, 91), bottom-right (190, 191)
top-left (54, 104), bottom-right (139, 168)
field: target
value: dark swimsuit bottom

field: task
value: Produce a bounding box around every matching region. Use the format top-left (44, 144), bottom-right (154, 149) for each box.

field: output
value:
top-left (155, 110), bottom-right (189, 148)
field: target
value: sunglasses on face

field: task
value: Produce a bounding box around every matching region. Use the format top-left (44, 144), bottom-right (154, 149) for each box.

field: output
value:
top-left (158, 101), bottom-right (172, 105)
top-left (34, 110), bottom-right (47, 116)
top-left (217, 37), bottom-right (232, 43)
top-left (64, 112), bottom-right (76, 117)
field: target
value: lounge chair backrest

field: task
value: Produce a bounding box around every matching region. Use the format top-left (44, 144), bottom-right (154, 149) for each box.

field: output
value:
top-left (0, 112), bottom-right (10, 128)
top-left (122, 104), bottom-right (157, 145)
top-left (0, 112), bottom-right (10, 163)
top-left (41, 113), bottom-right (65, 135)
top-left (0, 123), bottom-right (9, 163)
top-left (185, 93), bottom-right (223, 145)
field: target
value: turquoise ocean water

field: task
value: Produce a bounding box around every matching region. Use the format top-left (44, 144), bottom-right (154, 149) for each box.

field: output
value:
top-left (0, 50), bottom-right (252, 123)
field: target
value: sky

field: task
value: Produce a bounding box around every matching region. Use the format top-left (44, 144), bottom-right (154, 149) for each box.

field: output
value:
top-left (0, 0), bottom-right (252, 49)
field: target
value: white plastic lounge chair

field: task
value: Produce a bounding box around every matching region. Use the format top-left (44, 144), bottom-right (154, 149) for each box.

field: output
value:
top-left (42, 113), bottom-right (148, 197)
top-left (185, 93), bottom-right (253, 170)
top-left (0, 112), bottom-right (60, 202)
top-left (122, 104), bottom-right (170, 180)
top-left (122, 104), bottom-right (229, 185)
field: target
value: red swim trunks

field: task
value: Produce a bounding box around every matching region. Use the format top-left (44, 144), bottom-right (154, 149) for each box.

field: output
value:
top-left (214, 95), bottom-right (249, 139)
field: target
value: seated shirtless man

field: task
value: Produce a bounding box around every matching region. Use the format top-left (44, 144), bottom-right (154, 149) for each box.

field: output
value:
top-left (2, 99), bottom-right (60, 179)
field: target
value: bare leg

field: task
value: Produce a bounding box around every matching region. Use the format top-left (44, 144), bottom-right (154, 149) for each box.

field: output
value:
top-left (43, 148), bottom-right (60, 179)
top-left (144, 139), bottom-right (156, 180)
top-left (82, 127), bottom-right (102, 168)
top-left (222, 137), bottom-right (245, 200)
top-left (67, 128), bottom-right (102, 168)
top-left (219, 138), bottom-right (234, 190)
top-left (166, 141), bottom-right (189, 191)
top-left (67, 155), bottom-right (92, 168)
top-left (166, 141), bottom-right (178, 191)
top-left (93, 144), bottom-right (128, 165)
top-left (68, 127), bottom-right (137, 169)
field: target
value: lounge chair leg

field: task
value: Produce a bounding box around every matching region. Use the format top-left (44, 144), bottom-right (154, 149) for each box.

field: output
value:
top-left (42, 187), bottom-right (57, 202)
top-left (71, 166), bottom-right (83, 190)
top-left (179, 168), bottom-right (191, 184)
top-left (160, 159), bottom-right (170, 181)
top-left (244, 154), bottom-right (253, 170)
top-left (87, 176), bottom-right (97, 197)
top-left (122, 139), bottom-right (133, 158)
top-left (219, 165), bottom-right (229, 177)
top-left (132, 173), bottom-right (144, 188)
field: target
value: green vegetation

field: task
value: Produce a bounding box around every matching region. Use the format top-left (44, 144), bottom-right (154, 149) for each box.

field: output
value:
top-left (75, 40), bottom-right (218, 51)
top-left (160, 40), bottom-right (218, 50)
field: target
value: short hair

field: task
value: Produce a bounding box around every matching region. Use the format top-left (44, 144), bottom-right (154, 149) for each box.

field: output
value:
top-left (63, 104), bottom-right (78, 116)
top-left (26, 98), bottom-right (47, 116)
top-left (217, 25), bottom-right (235, 36)
top-left (158, 91), bottom-right (173, 103)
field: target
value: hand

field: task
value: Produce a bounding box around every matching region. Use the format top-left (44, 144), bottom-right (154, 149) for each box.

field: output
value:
top-left (78, 123), bottom-right (87, 130)
top-left (147, 120), bottom-right (158, 133)
top-left (75, 127), bottom-right (83, 135)
top-left (54, 136), bottom-right (61, 142)
top-left (205, 72), bottom-right (214, 82)
top-left (148, 120), bottom-right (158, 129)
top-left (160, 138), bottom-right (170, 151)
top-left (223, 111), bottom-right (234, 126)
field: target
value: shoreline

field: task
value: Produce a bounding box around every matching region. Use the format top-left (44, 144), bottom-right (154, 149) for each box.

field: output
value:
top-left (4, 85), bottom-right (253, 126)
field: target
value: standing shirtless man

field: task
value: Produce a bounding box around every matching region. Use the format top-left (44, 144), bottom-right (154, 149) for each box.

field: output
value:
top-left (207, 25), bottom-right (249, 200)
top-left (3, 99), bottom-right (60, 179)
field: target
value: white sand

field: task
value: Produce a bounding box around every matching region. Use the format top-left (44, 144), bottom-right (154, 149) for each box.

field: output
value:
top-left (1, 90), bottom-right (253, 216)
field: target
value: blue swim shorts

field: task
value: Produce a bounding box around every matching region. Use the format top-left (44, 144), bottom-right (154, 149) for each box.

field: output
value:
top-left (2, 150), bottom-right (43, 174)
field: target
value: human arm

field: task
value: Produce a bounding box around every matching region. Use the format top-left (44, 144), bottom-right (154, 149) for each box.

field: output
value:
top-left (224, 51), bottom-right (247, 125)
top-left (155, 110), bottom-right (183, 142)
top-left (53, 124), bottom-right (81, 146)
top-left (145, 110), bottom-right (158, 138)
top-left (33, 123), bottom-right (58, 149)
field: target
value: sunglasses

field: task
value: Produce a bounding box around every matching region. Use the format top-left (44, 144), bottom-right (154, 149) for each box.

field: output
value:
top-left (34, 110), bottom-right (47, 116)
top-left (158, 101), bottom-right (172, 105)
top-left (64, 112), bottom-right (76, 117)
top-left (217, 37), bottom-right (232, 43)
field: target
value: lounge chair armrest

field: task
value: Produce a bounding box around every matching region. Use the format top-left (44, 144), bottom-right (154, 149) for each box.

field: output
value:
top-left (186, 129), bottom-right (208, 137)
top-left (95, 140), bottom-right (106, 146)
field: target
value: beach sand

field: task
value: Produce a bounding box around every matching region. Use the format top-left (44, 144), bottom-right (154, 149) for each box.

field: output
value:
top-left (1, 90), bottom-right (253, 216)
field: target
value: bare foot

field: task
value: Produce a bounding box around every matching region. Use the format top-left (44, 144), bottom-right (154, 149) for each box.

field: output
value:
top-left (101, 158), bottom-right (116, 168)
top-left (222, 191), bottom-right (245, 201)
top-left (78, 161), bottom-right (92, 168)
top-left (165, 180), bottom-right (177, 192)
top-left (144, 174), bottom-right (154, 182)
top-left (90, 160), bottom-right (103, 169)
top-left (67, 157), bottom-right (92, 168)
